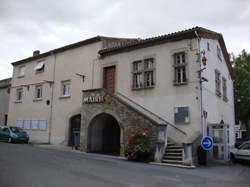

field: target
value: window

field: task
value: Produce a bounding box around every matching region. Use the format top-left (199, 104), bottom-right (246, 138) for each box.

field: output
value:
top-left (16, 120), bottom-right (47, 130)
top-left (215, 70), bottom-right (221, 97)
top-left (16, 120), bottom-right (24, 128)
top-left (34, 61), bottom-right (45, 72)
top-left (132, 58), bottom-right (155, 89)
top-left (23, 120), bottom-right (31, 130)
top-left (217, 45), bottom-right (222, 61)
top-left (16, 88), bottom-right (23, 101)
top-left (222, 77), bottom-right (228, 102)
top-left (31, 120), bottom-right (39, 130)
top-left (34, 85), bottom-right (43, 99)
top-left (61, 80), bottom-right (70, 96)
top-left (174, 107), bottom-right (190, 124)
top-left (174, 53), bottom-right (187, 85)
top-left (207, 42), bottom-right (210, 51)
top-left (17, 66), bottom-right (25, 77)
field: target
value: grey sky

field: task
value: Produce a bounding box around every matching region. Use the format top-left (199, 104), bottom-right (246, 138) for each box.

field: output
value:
top-left (0, 0), bottom-right (250, 79)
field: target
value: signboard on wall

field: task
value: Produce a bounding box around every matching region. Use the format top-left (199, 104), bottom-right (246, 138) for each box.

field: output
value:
top-left (83, 95), bottom-right (105, 104)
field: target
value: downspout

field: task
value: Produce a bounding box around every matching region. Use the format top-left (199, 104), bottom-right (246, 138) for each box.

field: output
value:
top-left (48, 52), bottom-right (57, 144)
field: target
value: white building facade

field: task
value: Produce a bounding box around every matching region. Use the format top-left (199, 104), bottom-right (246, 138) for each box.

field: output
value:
top-left (8, 27), bottom-right (235, 165)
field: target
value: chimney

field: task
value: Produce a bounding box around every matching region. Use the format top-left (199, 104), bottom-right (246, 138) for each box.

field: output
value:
top-left (33, 50), bottom-right (40, 56)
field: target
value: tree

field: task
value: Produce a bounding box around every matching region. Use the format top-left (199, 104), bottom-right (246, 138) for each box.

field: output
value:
top-left (233, 50), bottom-right (250, 140)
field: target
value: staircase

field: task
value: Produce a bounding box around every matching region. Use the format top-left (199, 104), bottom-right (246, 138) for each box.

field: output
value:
top-left (162, 142), bottom-right (185, 166)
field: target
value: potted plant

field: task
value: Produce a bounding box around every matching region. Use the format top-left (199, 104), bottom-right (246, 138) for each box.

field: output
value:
top-left (124, 133), bottom-right (153, 162)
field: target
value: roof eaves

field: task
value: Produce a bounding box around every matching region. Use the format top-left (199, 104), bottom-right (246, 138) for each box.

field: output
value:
top-left (11, 36), bottom-right (104, 66)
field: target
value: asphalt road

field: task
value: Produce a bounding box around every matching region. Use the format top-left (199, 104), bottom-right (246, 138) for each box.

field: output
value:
top-left (0, 142), bottom-right (250, 187)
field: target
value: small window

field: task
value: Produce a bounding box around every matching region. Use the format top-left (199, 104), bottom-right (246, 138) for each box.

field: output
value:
top-left (207, 42), bottom-right (210, 51)
top-left (174, 107), bottom-right (190, 124)
top-left (61, 80), bottom-right (70, 96)
top-left (31, 120), bottom-right (39, 130)
top-left (35, 61), bottom-right (45, 72)
top-left (17, 66), bottom-right (25, 77)
top-left (16, 88), bottom-right (23, 101)
top-left (16, 120), bottom-right (24, 128)
top-left (132, 58), bottom-right (155, 89)
top-left (222, 77), bottom-right (228, 102)
top-left (34, 85), bottom-right (43, 99)
top-left (23, 120), bottom-right (31, 130)
top-left (174, 52), bottom-right (187, 85)
top-left (215, 70), bottom-right (221, 97)
top-left (217, 45), bottom-right (222, 61)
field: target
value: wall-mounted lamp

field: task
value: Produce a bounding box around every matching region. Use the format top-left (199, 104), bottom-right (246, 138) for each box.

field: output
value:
top-left (201, 50), bottom-right (207, 66)
top-left (43, 80), bottom-right (54, 87)
top-left (76, 73), bottom-right (86, 82)
top-left (24, 85), bottom-right (30, 91)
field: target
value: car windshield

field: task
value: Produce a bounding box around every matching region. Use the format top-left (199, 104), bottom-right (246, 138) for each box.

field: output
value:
top-left (10, 127), bottom-right (24, 133)
top-left (239, 142), bottom-right (250, 150)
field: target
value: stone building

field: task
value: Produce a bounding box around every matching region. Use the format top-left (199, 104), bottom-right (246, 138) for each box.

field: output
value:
top-left (0, 78), bottom-right (11, 126)
top-left (8, 27), bottom-right (235, 165)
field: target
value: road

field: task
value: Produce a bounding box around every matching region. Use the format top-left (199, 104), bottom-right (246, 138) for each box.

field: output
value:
top-left (0, 142), bottom-right (250, 187)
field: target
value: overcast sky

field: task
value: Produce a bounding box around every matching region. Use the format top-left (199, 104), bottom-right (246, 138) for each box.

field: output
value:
top-left (0, 0), bottom-right (249, 79)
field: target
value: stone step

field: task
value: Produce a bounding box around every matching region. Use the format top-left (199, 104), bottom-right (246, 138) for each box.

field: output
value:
top-left (165, 149), bottom-right (183, 153)
top-left (162, 159), bottom-right (184, 164)
top-left (167, 146), bottom-right (183, 150)
top-left (163, 156), bottom-right (182, 160)
top-left (164, 152), bottom-right (182, 156)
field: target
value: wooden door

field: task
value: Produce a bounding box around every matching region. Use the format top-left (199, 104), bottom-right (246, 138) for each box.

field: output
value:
top-left (103, 66), bottom-right (116, 93)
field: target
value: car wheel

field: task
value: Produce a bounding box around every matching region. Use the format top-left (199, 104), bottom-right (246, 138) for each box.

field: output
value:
top-left (24, 140), bottom-right (29, 144)
top-left (8, 138), bottom-right (13, 143)
top-left (230, 153), bottom-right (237, 163)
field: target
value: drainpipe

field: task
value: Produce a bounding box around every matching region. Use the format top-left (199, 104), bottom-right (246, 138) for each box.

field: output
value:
top-left (48, 52), bottom-right (57, 144)
top-left (91, 57), bottom-right (99, 89)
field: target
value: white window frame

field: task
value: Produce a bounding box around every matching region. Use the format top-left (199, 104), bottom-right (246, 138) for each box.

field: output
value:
top-left (16, 88), bottom-right (23, 102)
top-left (61, 80), bottom-right (71, 97)
top-left (17, 66), bottom-right (25, 77)
top-left (34, 85), bottom-right (43, 99)
top-left (215, 70), bottom-right (221, 97)
top-left (222, 77), bottom-right (228, 102)
top-left (217, 45), bottom-right (222, 61)
top-left (174, 52), bottom-right (187, 85)
top-left (174, 106), bottom-right (190, 125)
top-left (132, 58), bottom-right (155, 89)
top-left (35, 61), bottom-right (45, 73)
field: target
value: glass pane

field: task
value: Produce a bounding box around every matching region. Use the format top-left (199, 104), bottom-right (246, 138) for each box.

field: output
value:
top-left (213, 129), bottom-right (224, 143)
top-left (213, 145), bottom-right (224, 160)
top-left (144, 58), bottom-right (154, 69)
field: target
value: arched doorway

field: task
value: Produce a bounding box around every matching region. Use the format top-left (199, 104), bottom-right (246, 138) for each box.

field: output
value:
top-left (68, 114), bottom-right (81, 146)
top-left (87, 113), bottom-right (120, 155)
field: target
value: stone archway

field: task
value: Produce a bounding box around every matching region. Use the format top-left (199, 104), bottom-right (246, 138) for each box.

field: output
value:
top-left (68, 114), bottom-right (81, 146)
top-left (87, 113), bottom-right (120, 155)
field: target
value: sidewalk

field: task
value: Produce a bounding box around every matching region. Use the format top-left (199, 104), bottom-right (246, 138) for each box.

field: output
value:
top-left (32, 143), bottom-right (127, 160)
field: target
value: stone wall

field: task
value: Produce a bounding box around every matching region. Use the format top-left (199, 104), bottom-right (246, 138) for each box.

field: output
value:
top-left (80, 88), bottom-right (166, 159)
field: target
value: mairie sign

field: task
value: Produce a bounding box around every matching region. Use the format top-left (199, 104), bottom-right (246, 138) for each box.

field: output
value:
top-left (201, 136), bottom-right (213, 150)
top-left (83, 95), bottom-right (105, 104)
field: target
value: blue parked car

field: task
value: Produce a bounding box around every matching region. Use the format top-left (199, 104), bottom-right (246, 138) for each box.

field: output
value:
top-left (0, 126), bottom-right (29, 143)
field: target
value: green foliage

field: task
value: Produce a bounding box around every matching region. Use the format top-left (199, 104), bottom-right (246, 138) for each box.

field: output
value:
top-left (233, 50), bottom-right (250, 125)
top-left (124, 133), bottom-right (153, 162)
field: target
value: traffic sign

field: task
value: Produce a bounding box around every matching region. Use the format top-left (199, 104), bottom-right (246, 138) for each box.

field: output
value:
top-left (201, 136), bottom-right (213, 150)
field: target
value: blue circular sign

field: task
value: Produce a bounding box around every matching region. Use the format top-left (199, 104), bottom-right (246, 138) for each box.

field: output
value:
top-left (201, 136), bottom-right (213, 150)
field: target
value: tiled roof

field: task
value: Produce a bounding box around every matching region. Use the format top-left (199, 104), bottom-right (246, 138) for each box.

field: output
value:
top-left (11, 36), bottom-right (138, 66)
top-left (99, 26), bottom-right (234, 79)
top-left (99, 27), bottom-right (219, 55)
